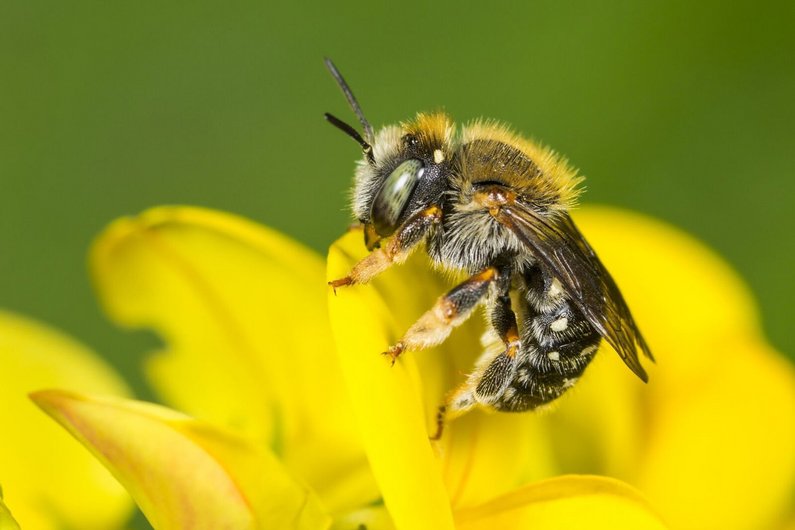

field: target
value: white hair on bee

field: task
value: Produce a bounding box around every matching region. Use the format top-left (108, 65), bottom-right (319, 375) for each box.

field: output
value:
top-left (433, 204), bottom-right (531, 272)
top-left (350, 125), bottom-right (403, 220)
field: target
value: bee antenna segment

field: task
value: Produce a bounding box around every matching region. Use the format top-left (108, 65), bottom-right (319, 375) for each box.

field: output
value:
top-left (324, 112), bottom-right (375, 164)
top-left (323, 57), bottom-right (375, 144)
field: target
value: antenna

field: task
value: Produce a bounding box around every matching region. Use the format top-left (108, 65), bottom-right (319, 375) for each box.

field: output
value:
top-left (324, 112), bottom-right (374, 164)
top-left (324, 57), bottom-right (374, 143)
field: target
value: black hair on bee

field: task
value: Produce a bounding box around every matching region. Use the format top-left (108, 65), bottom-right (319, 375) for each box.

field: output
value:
top-left (324, 59), bottom-right (653, 439)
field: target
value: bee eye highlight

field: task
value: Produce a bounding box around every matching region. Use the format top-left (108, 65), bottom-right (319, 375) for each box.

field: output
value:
top-left (371, 158), bottom-right (424, 236)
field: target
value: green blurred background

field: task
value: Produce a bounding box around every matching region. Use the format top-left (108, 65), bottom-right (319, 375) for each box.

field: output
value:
top-left (2, 0), bottom-right (794, 403)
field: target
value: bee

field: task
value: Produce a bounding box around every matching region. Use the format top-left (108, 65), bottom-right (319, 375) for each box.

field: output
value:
top-left (324, 59), bottom-right (653, 438)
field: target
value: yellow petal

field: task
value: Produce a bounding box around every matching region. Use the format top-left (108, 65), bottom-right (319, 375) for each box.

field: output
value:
top-left (0, 488), bottom-right (21, 530)
top-left (90, 206), bottom-right (374, 511)
top-left (331, 506), bottom-right (395, 530)
top-left (638, 340), bottom-right (795, 530)
top-left (572, 206), bottom-right (760, 382)
top-left (561, 207), bottom-right (795, 528)
top-left (455, 475), bottom-right (668, 529)
top-left (327, 231), bottom-right (455, 530)
top-left (544, 350), bottom-right (646, 478)
top-left (0, 310), bottom-right (131, 530)
top-left (31, 390), bottom-right (331, 530)
top-left (439, 411), bottom-right (558, 510)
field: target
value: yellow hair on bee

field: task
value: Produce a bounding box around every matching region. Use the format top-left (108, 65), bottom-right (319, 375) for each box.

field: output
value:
top-left (402, 112), bottom-right (455, 157)
top-left (461, 120), bottom-right (583, 212)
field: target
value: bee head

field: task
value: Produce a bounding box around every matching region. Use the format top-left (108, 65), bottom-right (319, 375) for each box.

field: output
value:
top-left (324, 58), bottom-right (453, 250)
top-left (341, 113), bottom-right (452, 249)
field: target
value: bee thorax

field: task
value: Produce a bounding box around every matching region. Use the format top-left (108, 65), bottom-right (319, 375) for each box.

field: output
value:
top-left (426, 210), bottom-right (531, 272)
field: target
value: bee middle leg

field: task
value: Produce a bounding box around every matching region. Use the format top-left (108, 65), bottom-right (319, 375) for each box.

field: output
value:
top-left (384, 263), bottom-right (511, 364)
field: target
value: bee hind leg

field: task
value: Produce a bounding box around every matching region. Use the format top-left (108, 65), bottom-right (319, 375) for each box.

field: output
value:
top-left (431, 347), bottom-right (518, 439)
top-left (430, 279), bottom-right (520, 438)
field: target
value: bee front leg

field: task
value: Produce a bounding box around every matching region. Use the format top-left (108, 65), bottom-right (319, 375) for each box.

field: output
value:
top-left (329, 205), bottom-right (442, 291)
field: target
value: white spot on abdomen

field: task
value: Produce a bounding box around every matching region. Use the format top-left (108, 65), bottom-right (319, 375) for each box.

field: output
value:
top-left (562, 377), bottom-right (578, 388)
top-left (548, 278), bottom-right (563, 298)
top-left (550, 317), bottom-right (568, 332)
top-left (547, 351), bottom-right (560, 361)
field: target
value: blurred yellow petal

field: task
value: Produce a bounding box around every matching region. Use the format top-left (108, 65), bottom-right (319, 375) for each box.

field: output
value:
top-left (0, 488), bottom-right (21, 530)
top-left (638, 339), bottom-right (795, 530)
top-left (90, 206), bottom-right (375, 512)
top-left (331, 506), bottom-right (395, 530)
top-left (327, 231), bottom-right (455, 530)
top-left (455, 475), bottom-right (668, 530)
top-left (551, 207), bottom-right (795, 528)
top-left (31, 390), bottom-right (331, 530)
top-left (572, 206), bottom-right (760, 382)
top-left (544, 351), bottom-right (646, 478)
top-left (439, 411), bottom-right (558, 510)
top-left (0, 310), bottom-right (131, 530)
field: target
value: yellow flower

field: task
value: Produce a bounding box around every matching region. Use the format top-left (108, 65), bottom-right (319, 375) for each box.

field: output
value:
top-left (0, 310), bottom-right (132, 529)
top-left (5, 205), bottom-right (791, 529)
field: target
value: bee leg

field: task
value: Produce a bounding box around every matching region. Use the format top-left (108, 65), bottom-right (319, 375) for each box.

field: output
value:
top-left (431, 287), bottom-right (519, 437)
top-left (489, 274), bottom-right (521, 357)
top-left (328, 205), bottom-right (442, 290)
top-left (429, 405), bottom-right (447, 441)
top-left (433, 350), bottom-right (518, 438)
top-left (384, 264), bottom-right (506, 364)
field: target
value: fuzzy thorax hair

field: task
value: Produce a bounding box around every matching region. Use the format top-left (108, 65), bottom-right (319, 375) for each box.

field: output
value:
top-left (351, 112), bottom-right (584, 222)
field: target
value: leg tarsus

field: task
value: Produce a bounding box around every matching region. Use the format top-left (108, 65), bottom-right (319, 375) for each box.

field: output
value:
top-left (381, 341), bottom-right (405, 366)
top-left (429, 405), bottom-right (447, 441)
top-left (328, 276), bottom-right (354, 295)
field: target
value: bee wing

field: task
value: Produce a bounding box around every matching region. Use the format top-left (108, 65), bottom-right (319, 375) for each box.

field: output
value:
top-left (497, 205), bottom-right (653, 382)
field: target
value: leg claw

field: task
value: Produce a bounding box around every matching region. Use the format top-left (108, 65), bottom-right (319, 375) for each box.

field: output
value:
top-left (429, 405), bottom-right (447, 441)
top-left (328, 276), bottom-right (353, 295)
top-left (381, 342), bottom-right (405, 366)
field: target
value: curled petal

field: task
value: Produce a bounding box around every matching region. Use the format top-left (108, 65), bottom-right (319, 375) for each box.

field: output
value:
top-left (454, 475), bottom-right (668, 530)
top-left (0, 311), bottom-right (131, 529)
top-left (327, 232), bottom-right (455, 530)
top-left (90, 206), bottom-right (374, 511)
top-left (32, 390), bottom-right (331, 530)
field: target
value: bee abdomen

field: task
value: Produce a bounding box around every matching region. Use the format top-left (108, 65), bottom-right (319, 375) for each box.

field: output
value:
top-left (494, 336), bottom-right (599, 413)
top-left (492, 268), bottom-right (600, 413)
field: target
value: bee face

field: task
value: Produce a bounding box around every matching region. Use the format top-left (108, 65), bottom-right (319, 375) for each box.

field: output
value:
top-left (325, 59), bottom-right (653, 437)
top-left (352, 114), bottom-right (453, 247)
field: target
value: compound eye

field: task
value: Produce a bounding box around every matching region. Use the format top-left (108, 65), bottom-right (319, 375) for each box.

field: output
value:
top-left (371, 158), bottom-right (424, 236)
